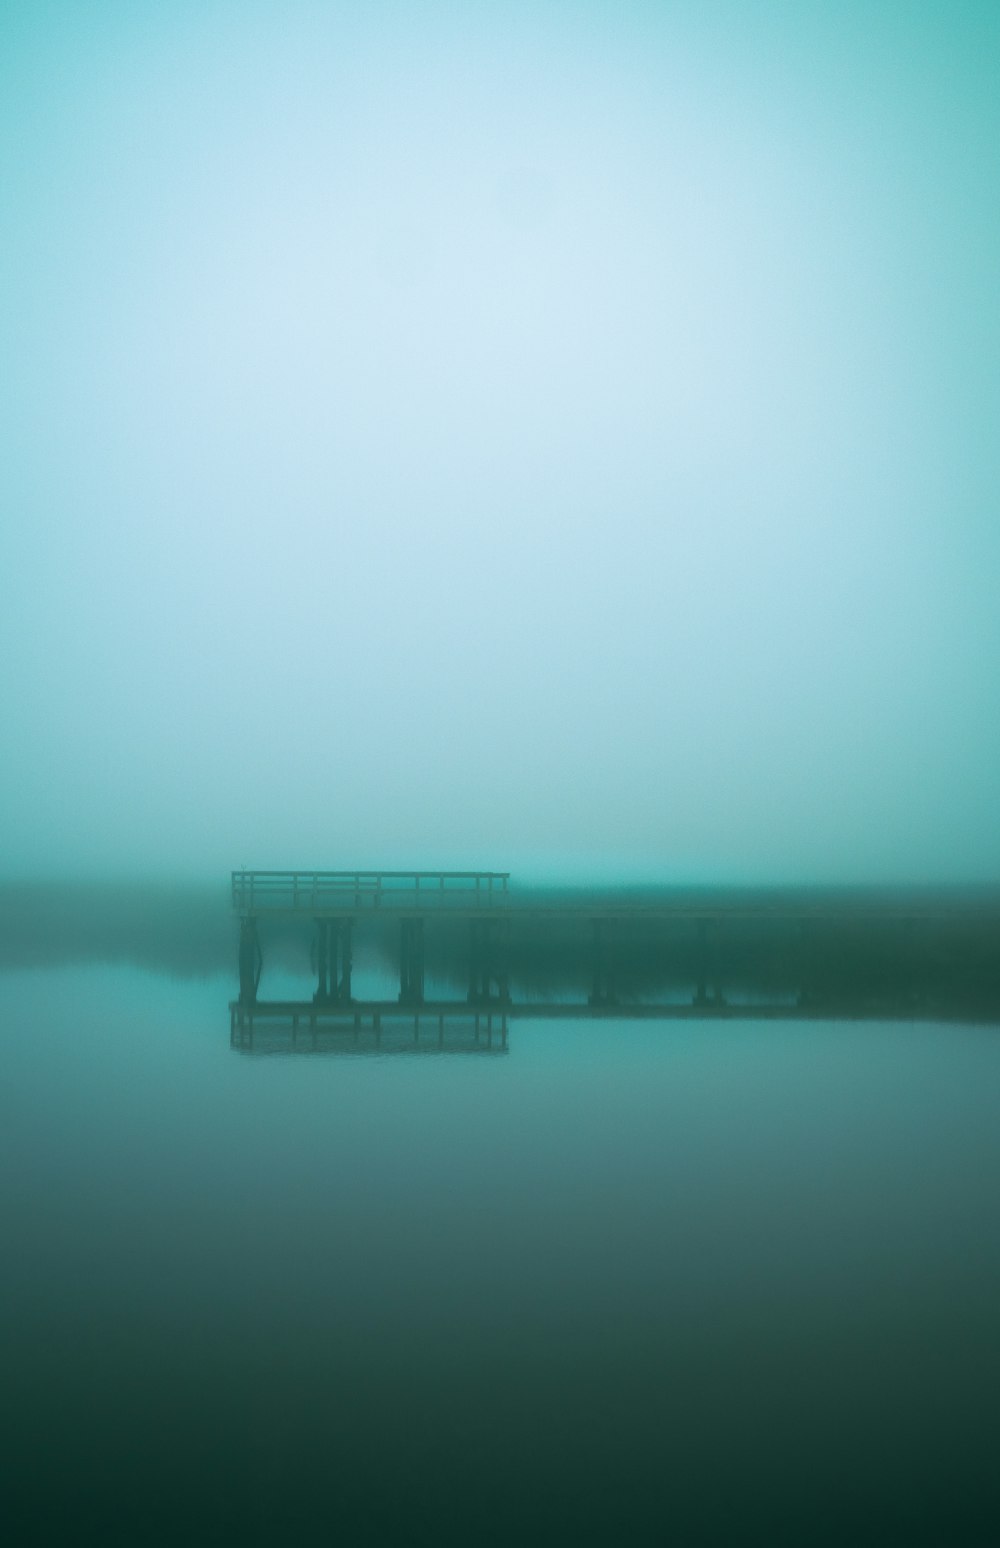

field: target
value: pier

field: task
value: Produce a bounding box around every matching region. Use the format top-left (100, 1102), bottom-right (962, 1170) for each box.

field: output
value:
top-left (234, 870), bottom-right (511, 1007)
top-left (231, 870), bottom-right (1000, 1029)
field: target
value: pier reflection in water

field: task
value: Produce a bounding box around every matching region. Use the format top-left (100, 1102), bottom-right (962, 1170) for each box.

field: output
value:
top-left (230, 1002), bottom-right (509, 1055)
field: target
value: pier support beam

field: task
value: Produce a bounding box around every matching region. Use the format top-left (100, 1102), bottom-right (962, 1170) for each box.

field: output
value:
top-left (399, 917), bottom-right (425, 1005)
top-left (694, 918), bottom-right (723, 1007)
top-left (797, 919), bottom-right (819, 1008)
top-left (238, 917), bottom-right (262, 1006)
top-left (498, 916), bottom-right (510, 1004)
top-left (589, 918), bottom-right (617, 1006)
top-left (899, 917), bottom-right (918, 1012)
top-left (336, 919), bottom-right (353, 1001)
top-left (469, 919), bottom-right (486, 1003)
top-left (315, 919), bottom-right (354, 1004)
top-left (314, 917), bottom-right (329, 1001)
top-left (468, 919), bottom-right (509, 1005)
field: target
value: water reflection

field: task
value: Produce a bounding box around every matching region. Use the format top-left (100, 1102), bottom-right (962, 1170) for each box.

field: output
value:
top-left (230, 1002), bottom-right (509, 1055)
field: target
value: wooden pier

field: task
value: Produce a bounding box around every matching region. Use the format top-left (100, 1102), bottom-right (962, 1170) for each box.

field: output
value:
top-left (232, 869), bottom-right (1000, 1025)
top-left (235, 870), bottom-right (512, 1007)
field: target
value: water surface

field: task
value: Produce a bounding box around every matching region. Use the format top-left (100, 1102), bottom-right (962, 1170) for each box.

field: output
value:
top-left (2, 964), bottom-right (999, 1544)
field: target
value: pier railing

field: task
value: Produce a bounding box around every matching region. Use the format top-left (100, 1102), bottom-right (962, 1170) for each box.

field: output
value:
top-left (232, 870), bottom-right (510, 915)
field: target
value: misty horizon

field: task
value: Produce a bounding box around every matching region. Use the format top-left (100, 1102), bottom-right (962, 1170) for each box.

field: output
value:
top-left (3, 1), bottom-right (999, 885)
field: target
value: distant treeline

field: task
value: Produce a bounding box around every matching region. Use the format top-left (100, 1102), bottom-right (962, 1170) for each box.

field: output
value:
top-left (0, 880), bottom-right (237, 977)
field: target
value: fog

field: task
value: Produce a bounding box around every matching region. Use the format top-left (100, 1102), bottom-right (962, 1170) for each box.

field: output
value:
top-left (3, 2), bottom-right (998, 883)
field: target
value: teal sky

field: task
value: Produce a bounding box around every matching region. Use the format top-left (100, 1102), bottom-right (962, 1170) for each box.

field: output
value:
top-left (2, 1), bottom-right (999, 883)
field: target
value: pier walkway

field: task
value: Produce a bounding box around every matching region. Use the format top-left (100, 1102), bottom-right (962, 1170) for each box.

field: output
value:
top-left (232, 870), bottom-right (509, 916)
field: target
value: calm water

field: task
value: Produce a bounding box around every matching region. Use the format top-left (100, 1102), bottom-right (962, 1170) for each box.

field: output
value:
top-left (3, 964), bottom-right (1000, 1545)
